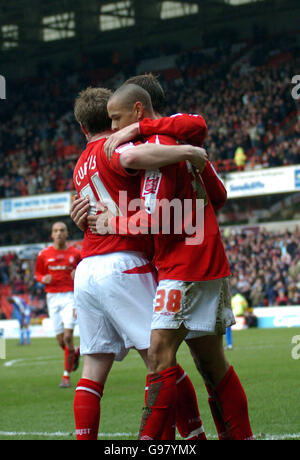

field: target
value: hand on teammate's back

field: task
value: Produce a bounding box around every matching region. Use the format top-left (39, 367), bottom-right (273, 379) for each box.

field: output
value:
top-left (104, 123), bottom-right (140, 160)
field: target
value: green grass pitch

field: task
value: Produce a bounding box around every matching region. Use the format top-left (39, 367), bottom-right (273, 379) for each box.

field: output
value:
top-left (0, 327), bottom-right (299, 440)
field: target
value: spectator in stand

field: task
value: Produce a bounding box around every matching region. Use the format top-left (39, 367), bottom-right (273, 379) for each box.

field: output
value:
top-left (234, 146), bottom-right (247, 170)
top-left (249, 278), bottom-right (264, 307)
top-left (275, 288), bottom-right (289, 306)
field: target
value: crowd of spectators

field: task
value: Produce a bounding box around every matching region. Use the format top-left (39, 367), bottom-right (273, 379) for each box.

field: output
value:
top-left (0, 251), bottom-right (48, 318)
top-left (0, 34), bottom-right (299, 199)
top-left (224, 226), bottom-right (300, 308)
top-left (168, 45), bottom-right (299, 170)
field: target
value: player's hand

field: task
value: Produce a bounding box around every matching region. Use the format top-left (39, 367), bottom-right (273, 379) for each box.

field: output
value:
top-left (70, 269), bottom-right (76, 280)
top-left (42, 274), bottom-right (52, 284)
top-left (96, 207), bottom-right (115, 234)
top-left (87, 202), bottom-right (105, 233)
top-left (87, 208), bottom-right (114, 235)
top-left (87, 215), bottom-right (98, 234)
top-left (104, 122), bottom-right (140, 160)
top-left (189, 146), bottom-right (208, 172)
top-left (70, 195), bottom-right (90, 231)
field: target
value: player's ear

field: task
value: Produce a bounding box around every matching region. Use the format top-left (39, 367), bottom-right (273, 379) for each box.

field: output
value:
top-left (134, 101), bottom-right (144, 121)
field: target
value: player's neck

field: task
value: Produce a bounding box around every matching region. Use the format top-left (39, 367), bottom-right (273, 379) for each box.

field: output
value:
top-left (87, 131), bottom-right (112, 143)
top-left (53, 242), bottom-right (67, 251)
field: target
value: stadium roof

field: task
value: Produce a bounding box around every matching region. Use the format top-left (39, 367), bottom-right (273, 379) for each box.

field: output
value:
top-left (1, 0), bottom-right (298, 79)
top-left (0, 0), bottom-right (270, 49)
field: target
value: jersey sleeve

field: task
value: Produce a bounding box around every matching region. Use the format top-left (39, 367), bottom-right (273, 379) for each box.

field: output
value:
top-left (108, 142), bottom-right (140, 177)
top-left (201, 162), bottom-right (227, 211)
top-left (139, 113), bottom-right (208, 146)
top-left (35, 252), bottom-right (46, 283)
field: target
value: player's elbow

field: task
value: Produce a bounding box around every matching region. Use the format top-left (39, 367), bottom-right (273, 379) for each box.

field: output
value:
top-left (120, 151), bottom-right (140, 170)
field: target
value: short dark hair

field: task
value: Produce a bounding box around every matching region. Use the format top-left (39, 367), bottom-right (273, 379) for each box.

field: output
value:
top-left (110, 83), bottom-right (153, 113)
top-left (124, 73), bottom-right (166, 114)
top-left (74, 87), bottom-right (112, 135)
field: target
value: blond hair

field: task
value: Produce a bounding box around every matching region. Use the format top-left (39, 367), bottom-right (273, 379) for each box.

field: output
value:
top-left (74, 87), bottom-right (112, 135)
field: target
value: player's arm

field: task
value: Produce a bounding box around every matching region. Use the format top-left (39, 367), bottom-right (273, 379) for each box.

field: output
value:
top-left (104, 124), bottom-right (140, 159)
top-left (20, 310), bottom-right (25, 328)
top-left (201, 162), bottom-right (227, 210)
top-left (104, 114), bottom-right (208, 159)
top-left (35, 253), bottom-right (52, 285)
top-left (139, 113), bottom-right (208, 146)
top-left (118, 143), bottom-right (208, 172)
top-left (70, 250), bottom-right (82, 279)
top-left (88, 206), bottom-right (152, 236)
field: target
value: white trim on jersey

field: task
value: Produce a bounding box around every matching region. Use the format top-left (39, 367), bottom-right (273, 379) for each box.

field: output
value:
top-left (176, 371), bottom-right (187, 385)
top-left (209, 161), bottom-right (225, 187)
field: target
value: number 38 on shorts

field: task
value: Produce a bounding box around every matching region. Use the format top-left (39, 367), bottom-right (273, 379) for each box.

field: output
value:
top-left (154, 288), bottom-right (183, 314)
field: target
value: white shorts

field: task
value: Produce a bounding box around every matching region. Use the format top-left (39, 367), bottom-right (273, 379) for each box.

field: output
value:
top-left (74, 251), bottom-right (157, 361)
top-left (46, 291), bottom-right (76, 335)
top-left (151, 277), bottom-right (235, 337)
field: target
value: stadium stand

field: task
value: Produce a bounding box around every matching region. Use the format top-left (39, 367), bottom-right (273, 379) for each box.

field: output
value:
top-left (0, 34), bottom-right (299, 199)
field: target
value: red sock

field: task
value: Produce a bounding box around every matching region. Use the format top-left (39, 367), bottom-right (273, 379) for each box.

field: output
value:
top-left (215, 366), bottom-right (254, 440)
top-left (64, 347), bottom-right (75, 374)
top-left (74, 378), bottom-right (104, 440)
top-left (205, 382), bottom-right (231, 440)
top-left (174, 364), bottom-right (206, 440)
top-left (139, 366), bottom-right (177, 440)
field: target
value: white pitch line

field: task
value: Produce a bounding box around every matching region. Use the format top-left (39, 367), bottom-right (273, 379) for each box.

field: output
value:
top-left (0, 431), bottom-right (299, 440)
top-left (3, 356), bottom-right (61, 367)
top-left (0, 431), bottom-right (136, 438)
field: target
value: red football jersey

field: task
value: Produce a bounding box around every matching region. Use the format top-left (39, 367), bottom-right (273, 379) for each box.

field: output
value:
top-left (139, 113), bottom-right (208, 149)
top-left (111, 133), bottom-right (230, 282)
top-left (35, 245), bottom-right (81, 293)
top-left (73, 136), bottom-right (153, 260)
